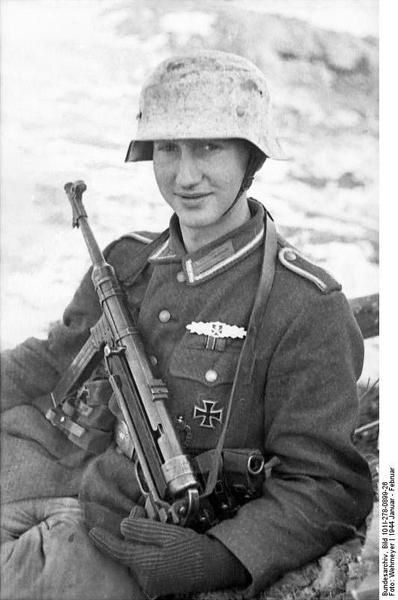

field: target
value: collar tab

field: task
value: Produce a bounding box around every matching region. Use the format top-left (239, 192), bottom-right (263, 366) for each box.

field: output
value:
top-left (184, 227), bottom-right (264, 285)
top-left (148, 198), bottom-right (265, 283)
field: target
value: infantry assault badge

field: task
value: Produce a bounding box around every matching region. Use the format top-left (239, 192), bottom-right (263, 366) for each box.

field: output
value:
top-left (186, 321), bottom-right (247, 339)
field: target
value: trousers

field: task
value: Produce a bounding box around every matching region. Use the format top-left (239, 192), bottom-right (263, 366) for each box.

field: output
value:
top-left (0, 497), bottom-right (145, 600)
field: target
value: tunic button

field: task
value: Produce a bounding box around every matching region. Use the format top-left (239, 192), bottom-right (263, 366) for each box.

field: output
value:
top-left (285, 250), bottom-right (297, 261)
top-left (149, 355), bottom-right (158, 366)
top-left (205, 369), bottom-right (218, 383)
top-left (176, 271), bottom-right (186, 283)
top-left (158, 310), bottom-right (171, 323)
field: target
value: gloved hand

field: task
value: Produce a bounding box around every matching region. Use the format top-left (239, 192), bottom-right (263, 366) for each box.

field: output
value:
top-left (89, 510), bottom-right (249, 597)
top-left (79, 445), bottom-right (144, 536)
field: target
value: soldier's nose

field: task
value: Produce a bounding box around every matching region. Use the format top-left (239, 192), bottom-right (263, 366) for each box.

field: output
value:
top-left (175, 154), bottom-right (202, 189)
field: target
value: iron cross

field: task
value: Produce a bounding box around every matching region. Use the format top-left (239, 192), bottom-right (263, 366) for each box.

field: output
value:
top-left (193, 399), bottom-right (223, 429)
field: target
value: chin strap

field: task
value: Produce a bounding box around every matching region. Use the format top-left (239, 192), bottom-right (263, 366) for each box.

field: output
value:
top-left (222, 148), bottom-right (266, 217)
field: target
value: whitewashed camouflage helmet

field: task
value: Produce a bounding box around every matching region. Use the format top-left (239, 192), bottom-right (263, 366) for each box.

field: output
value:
top-left (125, 50), bottom-right (286, 162)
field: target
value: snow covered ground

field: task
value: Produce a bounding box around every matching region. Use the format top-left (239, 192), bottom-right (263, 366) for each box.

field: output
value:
top-left (1, 0), bottom-right (378, 383)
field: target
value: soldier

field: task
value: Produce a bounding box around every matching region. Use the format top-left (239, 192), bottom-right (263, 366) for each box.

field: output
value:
top-left (1, 51), bottom-right (373, 599)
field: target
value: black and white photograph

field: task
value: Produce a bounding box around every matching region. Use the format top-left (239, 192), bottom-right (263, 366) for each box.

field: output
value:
top-left (0, 1), bottom-right (387, 599)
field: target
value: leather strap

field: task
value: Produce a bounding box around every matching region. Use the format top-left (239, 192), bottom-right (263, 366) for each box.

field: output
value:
top-left (201, 211), bottom-right (278, 499)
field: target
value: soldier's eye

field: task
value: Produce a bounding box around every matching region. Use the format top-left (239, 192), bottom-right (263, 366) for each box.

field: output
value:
top-left (194, 141), bottom-right (222, 157)
top-left (203, 142), bottom-right (220, 152)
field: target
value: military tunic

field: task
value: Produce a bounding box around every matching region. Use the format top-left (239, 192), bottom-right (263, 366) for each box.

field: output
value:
top-left (1, 199), bottom-right (373, 596)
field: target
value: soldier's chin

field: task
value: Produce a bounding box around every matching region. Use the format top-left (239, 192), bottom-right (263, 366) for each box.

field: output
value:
top-left (178, 213), bottom-right (213, 229)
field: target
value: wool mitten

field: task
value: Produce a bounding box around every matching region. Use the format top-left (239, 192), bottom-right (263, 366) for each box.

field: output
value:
top-left (89, 514), bottom-right (249, 597)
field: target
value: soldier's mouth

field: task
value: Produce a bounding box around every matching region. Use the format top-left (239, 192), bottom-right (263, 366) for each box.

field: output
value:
top-left (176, 192), bottom-right (212, 200)
top-left (180, 196), bottom-right (212, 209)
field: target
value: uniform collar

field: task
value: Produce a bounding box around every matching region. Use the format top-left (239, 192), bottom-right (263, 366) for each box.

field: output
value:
top-left (148, 198), bottom-right (265, 285)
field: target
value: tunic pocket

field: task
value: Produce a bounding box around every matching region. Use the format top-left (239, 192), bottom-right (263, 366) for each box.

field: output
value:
top-left (166, 336), bottom-right (244, 447)
top-left (168, 334), bottom-right (243, 387)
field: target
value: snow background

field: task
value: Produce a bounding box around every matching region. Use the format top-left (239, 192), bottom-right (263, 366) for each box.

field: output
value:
top-left (1, 0), bottom-right (379, 384)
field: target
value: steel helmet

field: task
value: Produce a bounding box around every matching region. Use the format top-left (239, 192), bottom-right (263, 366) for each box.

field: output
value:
top-left (125, 50), bottom-right (286, 162)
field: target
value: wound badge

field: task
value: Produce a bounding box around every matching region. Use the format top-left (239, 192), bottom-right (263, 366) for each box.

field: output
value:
top-left (186, 321), bottom-right (246, 339)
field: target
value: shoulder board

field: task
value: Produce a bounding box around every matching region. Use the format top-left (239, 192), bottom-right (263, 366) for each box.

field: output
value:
top-left (103, 230), bottom-right (166, 284)
top-left (122, 231), bottom-right (160, 244)
top-left (277, 243), bottom-right (341, 294)
top-left (103, 230), bottom-right (162, 259)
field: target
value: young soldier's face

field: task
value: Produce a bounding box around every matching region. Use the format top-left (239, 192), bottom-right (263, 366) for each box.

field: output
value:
top-left (153, 138), bottom-right (249, 232)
